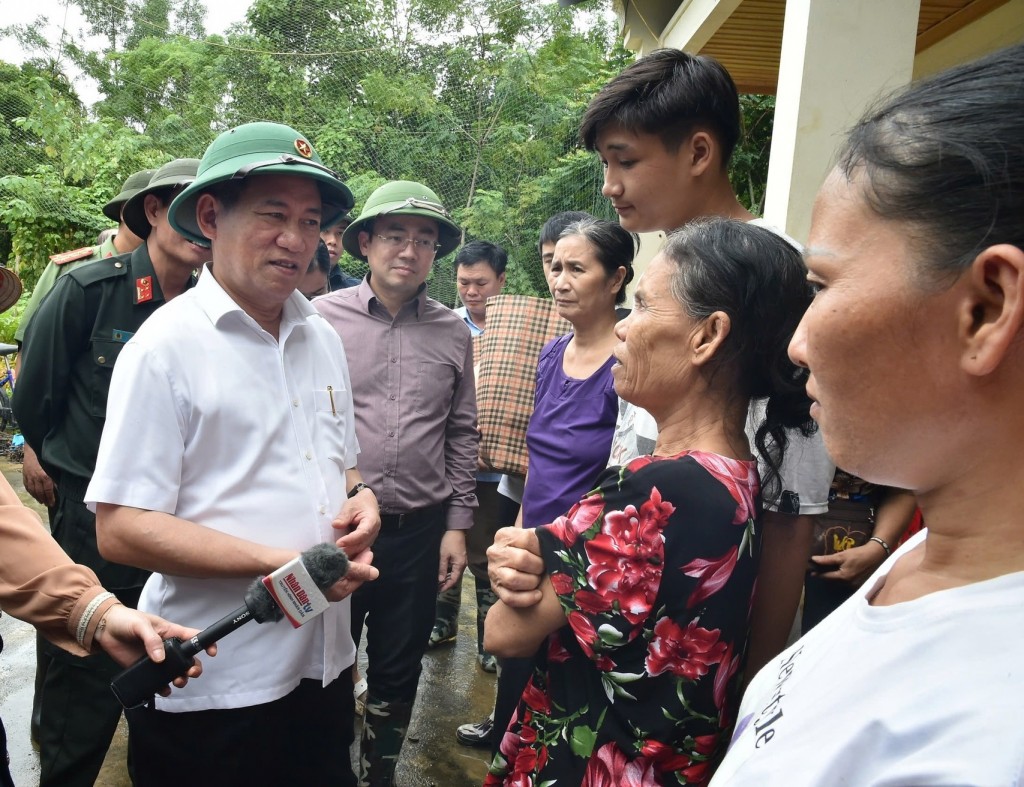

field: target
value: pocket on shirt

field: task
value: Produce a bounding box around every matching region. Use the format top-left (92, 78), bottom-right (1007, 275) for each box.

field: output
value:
top-left (415, 361), bottom-right (456, 414)
top-left (89, 340), bottom-right (124, 417)
top-left (314, 385), bottom-right (346, 417)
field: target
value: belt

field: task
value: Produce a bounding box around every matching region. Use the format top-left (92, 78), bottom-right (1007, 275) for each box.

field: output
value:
top-left (379, 503), bottom-right (445, 530)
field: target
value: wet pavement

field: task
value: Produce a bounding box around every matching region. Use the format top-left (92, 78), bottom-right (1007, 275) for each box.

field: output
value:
top-left (0, 458), bottom-right (496, 786)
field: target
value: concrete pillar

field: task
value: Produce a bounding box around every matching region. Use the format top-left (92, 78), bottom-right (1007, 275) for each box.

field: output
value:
top-left (763, 0), bottom-right (921, 244)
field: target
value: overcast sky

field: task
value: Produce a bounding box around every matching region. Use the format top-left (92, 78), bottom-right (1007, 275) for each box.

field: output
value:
top-left (3, 0), bottom-right (250, 105)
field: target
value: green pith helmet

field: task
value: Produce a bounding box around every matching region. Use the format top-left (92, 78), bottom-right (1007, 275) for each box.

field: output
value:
top-left (342, 180), bottom-right (462, 262)
top-left (122, 159), bottom-right (201, 239)
top-left (103, 168), bottom-right (156, 223)
top-left (168, 122), bottom-right (354, 245)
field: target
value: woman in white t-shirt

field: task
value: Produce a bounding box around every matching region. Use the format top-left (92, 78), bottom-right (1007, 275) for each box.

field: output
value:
top-left (711, 42), bottom-right (1024, 785)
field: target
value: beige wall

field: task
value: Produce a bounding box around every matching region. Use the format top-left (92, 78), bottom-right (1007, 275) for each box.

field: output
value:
top-left (914, 0), bottom-right (1024, 78)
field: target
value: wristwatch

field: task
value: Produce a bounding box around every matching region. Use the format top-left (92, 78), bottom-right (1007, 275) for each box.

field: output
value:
top-left (347, 482), bottom-right (372, 499)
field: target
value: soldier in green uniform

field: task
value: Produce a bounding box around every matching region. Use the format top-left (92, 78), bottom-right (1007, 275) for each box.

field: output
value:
top-left (17, 168), bottom-right (155, 518)
top-left (12, 158), bottom-right (209, 787)
top-left (14, 168), bottom-right (154, 348)
top-left (16, 168), bottom-right (157, 747)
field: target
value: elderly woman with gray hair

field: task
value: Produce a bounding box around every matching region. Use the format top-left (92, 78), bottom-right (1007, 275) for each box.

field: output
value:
top-left (483, 219), bottom-right (815, 785)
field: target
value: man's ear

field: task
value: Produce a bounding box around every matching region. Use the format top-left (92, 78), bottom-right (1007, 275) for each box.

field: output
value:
top-left (960, 244), bottom-right (1024, 376)
top-left (358, 231), bottom-right (372, 258)
top-left (687, 130), bottom-right (716, 178)
top-left (497, 272), bottom-right (506, 289)
top-left (195, 194), bottom-right (220, 241)
top-left (143, 193), bottom-right (163, 229)
top-left (691, 310), bottom-right (731, 367)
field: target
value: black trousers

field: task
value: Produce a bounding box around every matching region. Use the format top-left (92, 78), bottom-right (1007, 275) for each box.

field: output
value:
top-left (350, 508), bottom-right (446, 703)
top-left (125, 673), bottom-right (357, 786)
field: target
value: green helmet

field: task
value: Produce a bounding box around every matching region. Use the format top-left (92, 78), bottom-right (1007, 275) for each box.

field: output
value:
top-left (343, 180), bottom-right (462, 262)
top-left (168, 122), bottom-right (354, 245)
top-left (122, 159), bottom-right (201, 239)
top-left (103, 168), bottom-right (156, 223)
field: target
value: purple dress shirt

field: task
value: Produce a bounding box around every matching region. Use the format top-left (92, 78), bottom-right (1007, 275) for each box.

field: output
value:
top-left (314, 278), bottom-right (479, 530)
top-left (521, 334), bottom-right (617, 528)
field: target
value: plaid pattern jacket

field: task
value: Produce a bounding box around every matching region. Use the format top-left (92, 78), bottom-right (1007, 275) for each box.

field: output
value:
top-left (474, 295), bottom-right (569, 476)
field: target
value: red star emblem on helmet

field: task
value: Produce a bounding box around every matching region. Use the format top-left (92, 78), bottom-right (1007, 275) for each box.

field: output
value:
top-left (294, 138), bottom-right (313, 158)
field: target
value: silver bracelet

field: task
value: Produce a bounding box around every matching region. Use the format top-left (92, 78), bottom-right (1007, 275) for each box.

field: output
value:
top-left (76, 591), bottom-right (116, 648)
top-left (868, 536), bottom-right (891, 557)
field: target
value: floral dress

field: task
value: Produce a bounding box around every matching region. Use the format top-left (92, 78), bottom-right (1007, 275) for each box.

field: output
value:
top-left (485, 451), bottom-right (761, 787)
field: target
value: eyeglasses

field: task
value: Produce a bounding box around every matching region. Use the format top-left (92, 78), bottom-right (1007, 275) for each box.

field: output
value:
top-left (374, 234), bottom-right (441, 254)
top-left (380, 197), bottom-right (452, 219)
top-left (231, 155), bottom-right (345, 183)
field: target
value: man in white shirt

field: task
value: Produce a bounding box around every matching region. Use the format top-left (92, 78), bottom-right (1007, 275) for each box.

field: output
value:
top-left (87, 122), bottom-right (380, 785)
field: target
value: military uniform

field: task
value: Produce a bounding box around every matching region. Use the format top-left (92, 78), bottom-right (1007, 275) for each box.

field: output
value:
top-left (12, 242), bottom-right (191, 787)
top-left (14, 235), bottom-right (120, 344)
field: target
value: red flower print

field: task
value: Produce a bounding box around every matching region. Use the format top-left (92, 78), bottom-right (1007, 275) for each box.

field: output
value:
top-left (693, 734), bottom-right (719, 756)
top-left (584, 488), bottom-right (673, 625)
top-left (625, 455), bottom-right (656, 473)
top-left (582, 742), bottom-right (659, 787)
top-left (713, 644), bottom-right (741, 713)
top-left (690, 451), bottom-right (759, 524)
top-left (550, 571), bottom-right (574, 596)
top-left (681, 547), bottom-right (739, 608)
top-left (645, 617), bottom-right (728, 680)
top-left (514, 744), bottom-right (538, 774)
top-left (682, 759), bottom-right (713, 785)
top-left (575, 589), bottom-right (613, 614)
top-left (567, 611), bottom-right (600, 658)
top-left (543, 492), bottom-right (605, 547)
top-left (547, 636), bottom-right (572, 664)
top-left (639, 739), bottom-right (693, 772)
top-left (520, 678), bottom-right (552, 716)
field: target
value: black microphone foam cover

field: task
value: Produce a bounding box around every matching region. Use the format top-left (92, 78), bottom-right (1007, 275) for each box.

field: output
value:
top-left (301, 542), bottom-right (350, 589)
top-left (245, 576), bottom-right (284, 623)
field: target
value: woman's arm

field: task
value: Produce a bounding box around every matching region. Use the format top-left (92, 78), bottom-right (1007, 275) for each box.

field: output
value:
top-left (484, 574), bottom-right (566, 658)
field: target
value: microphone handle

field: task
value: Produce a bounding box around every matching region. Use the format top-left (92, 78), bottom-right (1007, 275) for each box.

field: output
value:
top-left (109, 604), bottom-right (254, 709)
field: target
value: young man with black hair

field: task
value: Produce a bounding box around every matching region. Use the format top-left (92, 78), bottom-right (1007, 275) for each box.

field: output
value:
top-left (489, 49), bottom-right (834, 687)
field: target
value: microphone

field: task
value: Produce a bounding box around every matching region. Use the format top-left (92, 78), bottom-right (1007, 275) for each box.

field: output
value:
top-left (111, 543), bottom-right (349, 709)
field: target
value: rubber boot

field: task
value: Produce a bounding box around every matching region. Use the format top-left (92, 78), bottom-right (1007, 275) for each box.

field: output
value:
top-left (475, 579), bottom-right (499, 672)
top-left (427, 576), bottom-right (462, 648)
top-left (357, 697), bottom-right (415, 787)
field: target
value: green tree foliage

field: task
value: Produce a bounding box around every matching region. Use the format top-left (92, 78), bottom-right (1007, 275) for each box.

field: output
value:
top-left (0, 0), bottom-right (776, 303)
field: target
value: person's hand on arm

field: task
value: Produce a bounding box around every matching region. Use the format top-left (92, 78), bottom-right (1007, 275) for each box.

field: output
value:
top-left (810, 489), bottom-right (918, 587)
top-left (487, 526), bottom-right (544, 608)
top-left (22, 443), bottom-right (55, 507)
top-left (484, 573), bottom-right (565, 658)
top-left (93, 605), bottom-right (214, 693)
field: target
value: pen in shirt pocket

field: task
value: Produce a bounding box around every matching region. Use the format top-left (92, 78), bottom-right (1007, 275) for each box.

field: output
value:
top-left (327, 385), bottom-right (336, 416)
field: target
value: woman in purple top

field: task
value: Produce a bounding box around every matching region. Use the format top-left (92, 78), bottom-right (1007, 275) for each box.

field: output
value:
top-left (481, 217), bottom-right (635, 755)
top-left (520, 218), bottom-right (636, 528)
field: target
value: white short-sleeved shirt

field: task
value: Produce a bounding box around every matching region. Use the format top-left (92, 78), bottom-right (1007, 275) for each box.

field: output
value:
top-left (711, 529), bottom-right (1024, 785)
top-left (87, 267), bottom-right (360, 712)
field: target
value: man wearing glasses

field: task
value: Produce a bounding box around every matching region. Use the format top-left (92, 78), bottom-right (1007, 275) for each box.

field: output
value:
top-left (13, 158), bottom-right (209, 787)
top-left (315, 181), bottom-right (478, 787)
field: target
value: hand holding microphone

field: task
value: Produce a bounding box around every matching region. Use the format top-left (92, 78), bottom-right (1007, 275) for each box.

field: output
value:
top-left (111, 543), bottom-right (349, 709)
